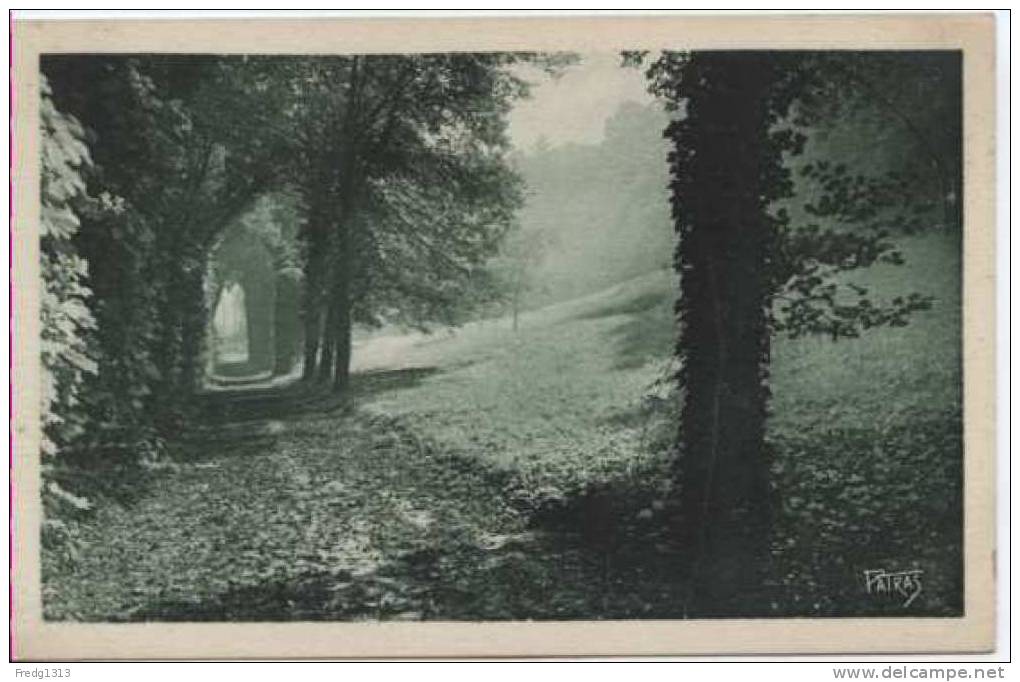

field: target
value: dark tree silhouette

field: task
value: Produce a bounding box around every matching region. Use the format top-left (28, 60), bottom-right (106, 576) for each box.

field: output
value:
top-left (664, 52), bottom-right (780, 615)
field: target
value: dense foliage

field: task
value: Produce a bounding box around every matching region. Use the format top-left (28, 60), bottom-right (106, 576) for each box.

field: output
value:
top-left (39, 77), bottom-right (102, 551)
top-left (43, 57), bottom-right (283, 454)
top-left (39, 77), bottom-right (97, 459)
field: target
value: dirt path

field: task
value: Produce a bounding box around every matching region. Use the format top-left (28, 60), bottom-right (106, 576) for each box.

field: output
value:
top-left (46, 394), bottom-right (508, 620)
top-left (44, 383), bottom-right (691, 621)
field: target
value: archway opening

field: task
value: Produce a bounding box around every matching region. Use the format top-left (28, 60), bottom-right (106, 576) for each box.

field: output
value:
top-left (205, 227), bottom-right (277, 383)
top-left (211, 282), bottom-right (250, 370)
top-left (202, 193), bottom-right (305, 387)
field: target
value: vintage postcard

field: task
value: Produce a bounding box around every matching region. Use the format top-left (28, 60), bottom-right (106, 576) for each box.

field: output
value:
top-left (10, 13), bottom-right (997, 659)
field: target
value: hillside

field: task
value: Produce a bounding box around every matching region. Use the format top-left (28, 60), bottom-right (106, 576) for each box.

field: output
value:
top-left (512, 101), bottom-right (675, 307)
top-left (356, 230), bottom-right (959, 471)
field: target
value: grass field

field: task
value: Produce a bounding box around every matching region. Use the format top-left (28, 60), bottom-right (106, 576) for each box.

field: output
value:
top-left (42, 232), bottom-right (963, 620)
top-left (352, 270), bottom-right (679, 489)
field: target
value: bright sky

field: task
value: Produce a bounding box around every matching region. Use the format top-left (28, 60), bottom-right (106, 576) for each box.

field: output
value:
top-left (507, 52), bottom-right (656, 152)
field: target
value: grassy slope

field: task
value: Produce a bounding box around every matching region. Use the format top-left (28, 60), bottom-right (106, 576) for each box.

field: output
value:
top-left (356, 271), bottom-right (679, 487)
top-left (358, 232), bottom-right (959, 473)
top-left (770, 233), bottom-right (961, 431)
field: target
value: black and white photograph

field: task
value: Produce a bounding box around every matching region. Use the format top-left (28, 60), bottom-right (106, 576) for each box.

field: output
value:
top-left (11, 13), bottom-right (998, 659)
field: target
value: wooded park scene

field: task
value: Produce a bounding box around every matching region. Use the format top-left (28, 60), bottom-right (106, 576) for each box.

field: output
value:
top-left (38, 50), bottom-right (962, 621)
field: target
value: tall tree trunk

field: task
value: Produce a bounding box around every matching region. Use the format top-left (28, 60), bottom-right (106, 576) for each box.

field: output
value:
top-left (670, 52), bottom-right (777, 617)
top-left (178, 267), bottom-right (208, 394)
top-left (318, 301), bottom-right (337, 384)
top-left (302, 303), bottom-right (322, 382)
top-left (326, 141), bottom-right (363, 392)
top-left (318, 221), bottom-right (349, 387)
top-left (301, 215), bottom-right (328, 382)
top-left (152, 250), bottom-right (193, 426)
top-left (274, 275), bottom-right (301, 376)
top-left (329, 226), bottom-right (355, 391)
top-left (332, 297), bottom-right (353, 391)
top-left (318, 100), bottom-right (364, 392)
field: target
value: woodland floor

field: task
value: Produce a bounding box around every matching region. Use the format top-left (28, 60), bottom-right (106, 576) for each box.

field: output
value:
top-left (43, 386), bottom-right (695, 621)
top-left (43, 234), bottom-right (964, 621)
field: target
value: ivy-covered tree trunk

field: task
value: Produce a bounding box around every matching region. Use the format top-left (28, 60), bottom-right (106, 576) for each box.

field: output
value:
top-left (150, 250), bottom-right (204, 433)
top-left (178, 268), bottom-right (210, 393)
top-left (670, 52), bottom-right (778, 616)
top-left (317, 221), bottom-right (355, 391)
top-left (323, 153), bottom-right (362, 392)
top-left (75, 202), bottom-right (159, 445)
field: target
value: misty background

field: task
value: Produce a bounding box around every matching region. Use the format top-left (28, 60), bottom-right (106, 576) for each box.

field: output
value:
top-left (503, 54), bottom-right (672, 313)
